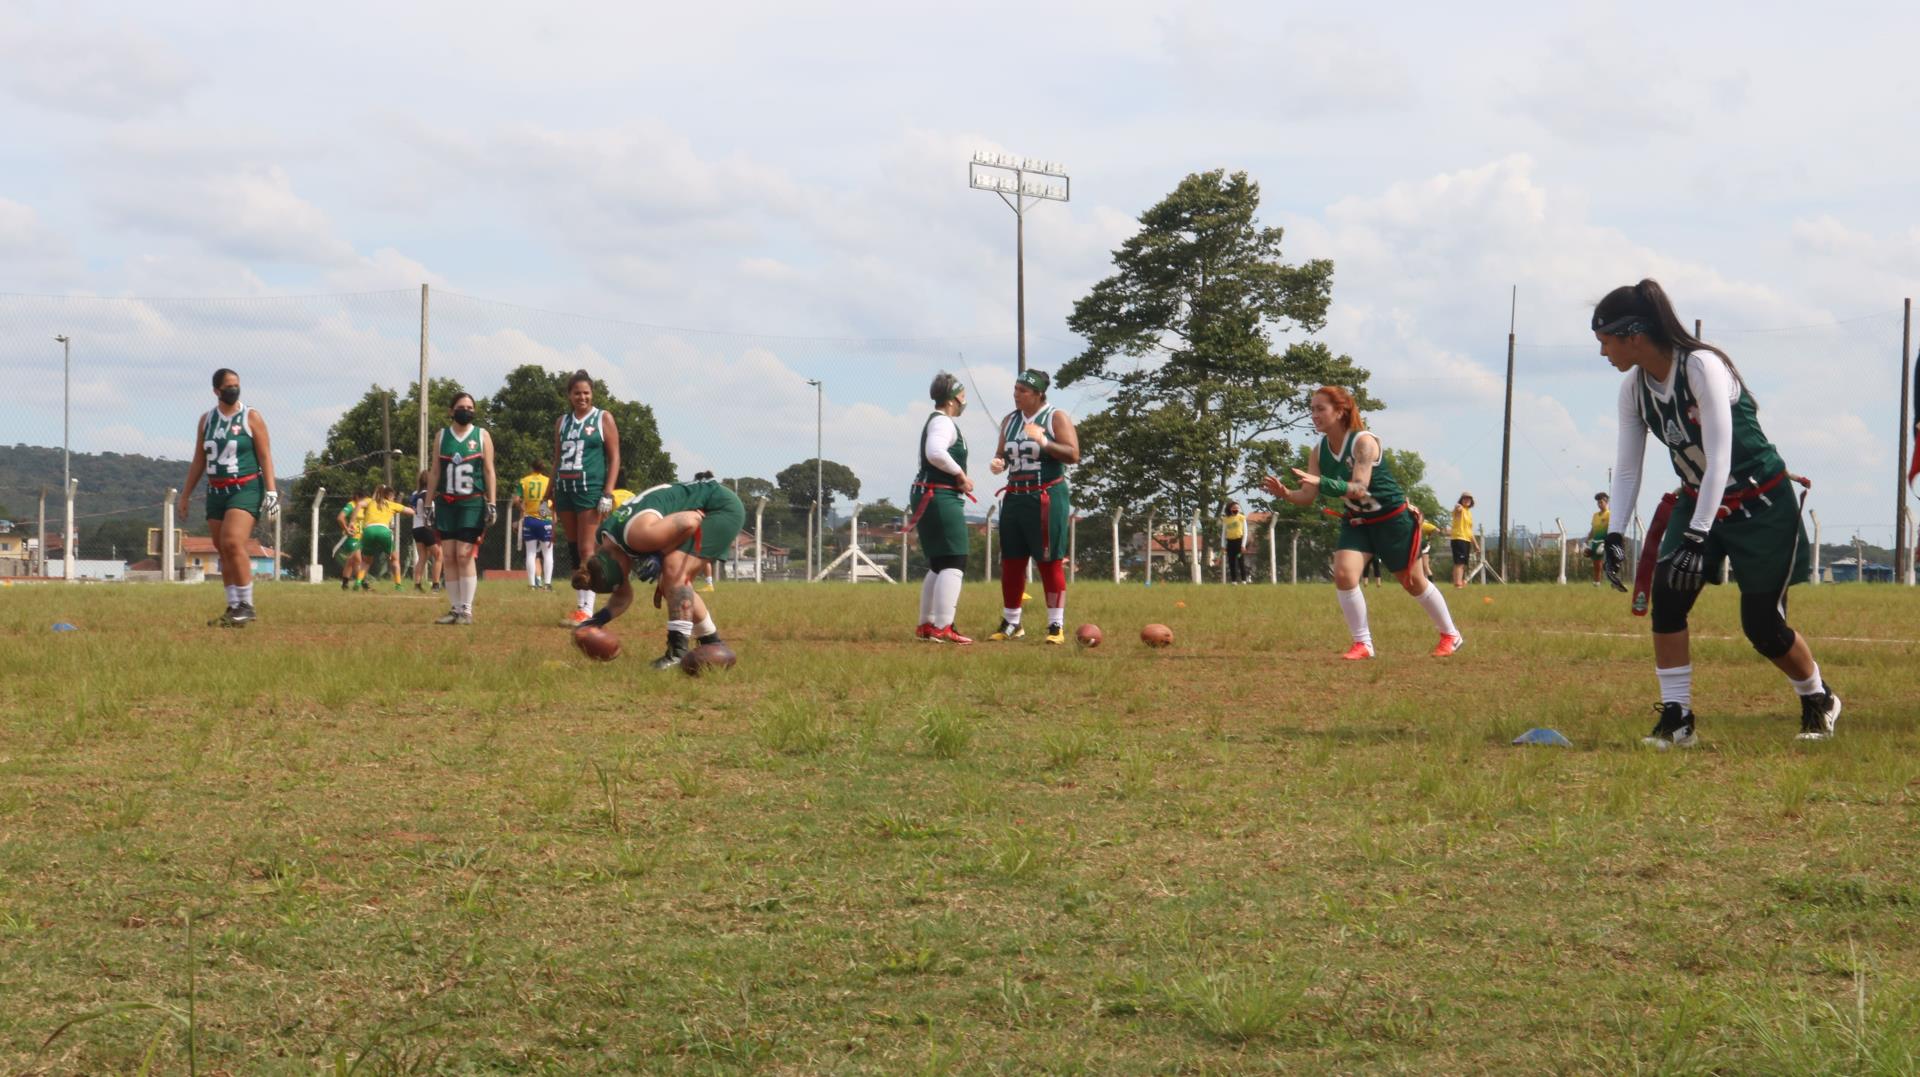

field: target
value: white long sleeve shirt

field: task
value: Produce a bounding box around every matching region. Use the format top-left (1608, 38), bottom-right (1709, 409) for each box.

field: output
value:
top-left (1608, 350), bottom-right (1736, 535)
top-left (922, 414), bottom-right (964, 478)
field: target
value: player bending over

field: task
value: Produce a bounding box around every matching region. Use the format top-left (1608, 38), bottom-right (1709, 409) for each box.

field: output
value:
top-left (573, 478), bottom-right (744, 668)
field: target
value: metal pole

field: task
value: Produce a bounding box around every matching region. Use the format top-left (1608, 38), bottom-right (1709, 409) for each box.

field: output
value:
top-left (806, 501), bottom-right (817, 579)
top-left (1015, 195), bottom-right (1026, 374)
top-left (1291, 530), bottom-right (1299, 585)
top-left (1898, 299), bottom-right (1912, 583)
top-left (754, 498), bottom-right (766, 582)
top-left (1068, 514), bottom-right (1076, 583)
top-left (1189, 511), bottom-right (1201, 584)
top-left (309, 486), bottom-right (327, 582)
top-left (1555, 517), bottom-right (1566, 584)
top-left (1856, 535), bottom-right (1865, 583)
top-left (1111, 509), bottom-right (1122, 583)
top-left (1268, 518), bottom-right (1278, 584)
top-left (63, 479), bottom-right (76, 581)
top-left (163, 489), bottom-right (177, 581)
top-left (1144, 509), bottom-right (1155, 585)
top-left (985, 505), bottom-right (996, 581)
top-left (1498, 286), bottom-right (1515, 583)
top-left (36, 487), bottom-right (46, 578)
top-left (272, 504), bottom-right (283, 583)
top-left (417, 284), bottom-right (431, 474)
top-left (56, 336), bottom-right (69, 532)
top-left (900, 511), bottom-right (909, 580)
top-left (1810, 511), bottom-right (1821, 584)
top-left (503, 500), bottom-right (514, 572)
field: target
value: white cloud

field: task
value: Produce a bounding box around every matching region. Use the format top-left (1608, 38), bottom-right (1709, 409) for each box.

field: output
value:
top-left (0, 17), bottom-right (198, 119)
top-left (100, 165), bottom-right (357, 266)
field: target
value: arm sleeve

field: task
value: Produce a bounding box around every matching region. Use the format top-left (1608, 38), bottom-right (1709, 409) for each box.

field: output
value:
top-left (1607, 375), bottom-right (1647, 531)
top-left (922, 415), bottom-right (964, 478)
top-left (1685, 353), bottom-right (1736, 533)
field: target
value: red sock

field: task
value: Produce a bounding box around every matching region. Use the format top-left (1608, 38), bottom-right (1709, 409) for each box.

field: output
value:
top-left (1037, 558), bottom-right (1067, 606)
top-left (1000, 559), bottom-right (1027, 609)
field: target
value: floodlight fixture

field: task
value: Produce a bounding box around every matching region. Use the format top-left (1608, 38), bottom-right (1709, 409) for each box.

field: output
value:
top-left (966, 148), bottom-right (1072, 373)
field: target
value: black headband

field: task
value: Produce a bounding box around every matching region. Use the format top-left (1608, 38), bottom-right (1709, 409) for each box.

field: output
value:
top-left (1592, 312), bottom-right (1652, 337)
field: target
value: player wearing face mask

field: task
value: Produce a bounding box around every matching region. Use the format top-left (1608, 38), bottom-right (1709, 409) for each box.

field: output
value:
top-left (423, 393), bottom-right (497, 625)
top-left (179, 368), bottom-right (279, 627)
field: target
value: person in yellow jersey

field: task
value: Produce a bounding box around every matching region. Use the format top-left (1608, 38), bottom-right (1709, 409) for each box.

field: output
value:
top-left (335, 492), bottom-right (364, 591)
top-left (1221, 500), bottom-right (1248, 584)
top-left (517, 461), bottom-right (556, 591)
top-left (354, 484), bottom-right (414, 589)
top-left (1448, 492), bottom-right (1478, 588)
top-left (1584, 492), bottom-right (1610, 585)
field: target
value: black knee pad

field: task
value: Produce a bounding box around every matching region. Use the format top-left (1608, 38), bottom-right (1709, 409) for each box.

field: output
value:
top-left (1740, 592), bottom-right (1796, 658)
top-left (929, 555), bottom-right (968, 573)
top-left (1649, 578), bottom-right (1700, 635)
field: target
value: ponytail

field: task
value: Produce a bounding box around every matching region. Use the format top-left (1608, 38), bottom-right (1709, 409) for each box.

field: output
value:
top-left (1593, 279), bottom-right (1754, 404)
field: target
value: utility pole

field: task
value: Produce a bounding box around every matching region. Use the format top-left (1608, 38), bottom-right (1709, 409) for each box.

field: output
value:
top-left (1898, 299), bottom-right (1912, 583)
top-left (968, 152), bottom-right (1070, 373)
top-left (1498, 287), bottom-right (1515, 582)
top-left (382, 390), bottom-right (394, 490)
top-left (807, 379), bottom-right (823, 578)
top-left (417, 284), bottom-right (431, 474)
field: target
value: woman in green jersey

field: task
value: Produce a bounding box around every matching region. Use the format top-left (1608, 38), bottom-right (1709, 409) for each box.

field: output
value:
top-left (1594, 279), bottom-right (1838, 747)
top-left (573, 478), bottom-right (744, 669)
top-left (552, 370), bottom-right (622, 626)
top-left (423, 392), bottom-right (497, 625)
top-left (910, 372), bottom-right (976, 643)
top-left (179, 368), bottom-right (278, 627)
top-left (1262, 385), bottom-right (1463, 660)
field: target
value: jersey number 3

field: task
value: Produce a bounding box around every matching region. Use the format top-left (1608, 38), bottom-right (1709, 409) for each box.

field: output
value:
top-left (1006, 440), bottom-right (1044, 471)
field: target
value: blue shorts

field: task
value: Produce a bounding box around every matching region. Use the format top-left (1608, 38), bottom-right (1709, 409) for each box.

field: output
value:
top-left (521, 517), bottom-right (553, 543)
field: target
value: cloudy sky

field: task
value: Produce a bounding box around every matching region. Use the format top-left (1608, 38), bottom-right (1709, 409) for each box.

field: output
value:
top-left (2, 0), bottom-right (1916, 545)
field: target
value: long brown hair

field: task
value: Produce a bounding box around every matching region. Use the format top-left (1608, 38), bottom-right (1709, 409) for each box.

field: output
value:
top-left (1592, 278), bottom-right (1750, 399)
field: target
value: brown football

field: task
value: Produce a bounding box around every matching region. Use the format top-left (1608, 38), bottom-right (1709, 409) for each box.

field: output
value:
top-left (1140, 623), bottom-right (1174, 648)
top-left (680, 642), bottom-right (737, 676)
top-left (1076, 623), bottom-right (1102, 648)
top-left (573, 626), bottom-right (621, 662)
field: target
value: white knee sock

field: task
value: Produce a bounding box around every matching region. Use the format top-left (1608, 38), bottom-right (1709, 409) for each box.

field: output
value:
top-left (920, 572), bottom-right (938, 624)
top-left (225, 584), bottom-right (239, 606)
top-left (1789, 662), bottom-right (1823, 696)
top-left (934, 568), bottom-right (964, 629)
top-left (1413, 583), bottom-right (1458, 638)
top-left (1336, 586), bottom-right (1371, 646)
top-left (541, 543), bottom-right (553, 585)
top-left (693, 615), bottom-right (717, 639)
top-left (667, 618), bottom-right (693, 637)
top-left (526, 543), bottom-right (540, 586)
top-left (1047, 596), bottom-right (1065, 629)
top-left (1002, 607), bottom-right (1022, 626)
top-left (576, 588), bottom-right (595, 613)
top-left (1656, 664), bottom-right (1693, 708)
top-left (238, 583), bottom-right (253, 606)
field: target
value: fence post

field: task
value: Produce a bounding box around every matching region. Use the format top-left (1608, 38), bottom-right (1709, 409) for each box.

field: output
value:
top-left (503, 500), bottom-right (515, 573)
top-left (36, 487), bottom-right (47, 578)
top-left (1190, 512), bottom-right (1202, 584)
top-left (1143, 509), bottom-right (1156, 585)
top-left (162, 489), bottom-right (177, 581)
top-left (1291, 530), bottom-right (1299, 584)
top-left (754, 498), bottom-right (766, 582)
top-left (272, 500), bottom-right (283, 582)
top-left (1068, 515), bottom-right (1076, 583)
top-left (1111, 509), bottom-right (1122, 583)
top-left (63, 478), bottom-right (77, 582)
top-left (309, 486), bottom-right (328, 582)
top-left (806, 501), bottom-right (817, 580)
top-left (901, 511), bottom-right (909, 581)
top-left (985, 505), bottom-right (996, 581)
top-left (1555, 517), bottom-right (1567, 584)
top-left (1268, 517), bottom-right (1278, 584)
top-left (1809, 511), bottom-right (1820, 584)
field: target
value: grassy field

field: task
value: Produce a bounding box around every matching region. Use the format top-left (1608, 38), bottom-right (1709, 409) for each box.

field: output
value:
top-left (2, 577), bottom-right (1918, 1075)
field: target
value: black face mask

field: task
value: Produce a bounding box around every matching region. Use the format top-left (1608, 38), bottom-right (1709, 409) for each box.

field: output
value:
top-left (219, 386), bottom-right (241, 406)
top-left (452, 408), bottom-right (474, 425)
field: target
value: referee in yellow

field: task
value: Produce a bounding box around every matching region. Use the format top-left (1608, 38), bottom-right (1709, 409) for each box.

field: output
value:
top-left (1221, 501), bottom-right (1249, 583)
top-left (1448, 492), bottom-right (1478, 588)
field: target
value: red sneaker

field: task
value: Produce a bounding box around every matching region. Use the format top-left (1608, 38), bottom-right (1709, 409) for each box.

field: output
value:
top-left (1430, 633), bottom-right (1464, 657)
top-left (933, 625), bottom-right (974, 645)
top-left (566, 608), bottom-right (591, 627)
top-left (1340, 641), bottom-right (1375, 661)
top-left (916, 622), bottom-right (936, 641)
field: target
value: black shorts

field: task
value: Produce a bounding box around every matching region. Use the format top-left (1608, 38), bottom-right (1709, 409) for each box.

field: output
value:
top-left (1450, 539), bottom-right (1472, 563)
top-left (437, 526), bottom-right (486, 545)
top-left (412, 526), bottom-right (438, 547)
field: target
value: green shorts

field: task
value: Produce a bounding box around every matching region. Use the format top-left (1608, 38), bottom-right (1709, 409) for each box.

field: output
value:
top-left (682, 499), bottom-right (744, 561)
top-left (1661, 484), bottom-right (1810, 594)
top-left (1335, 505), bottom-right (1422, 574)
top-left (206, 477), bottom-right (263, 520)
top-left (999, 483), bottom-right (1069, 562)
top-left (552, 479), bottom-right (604, 513)
top-left (915, 490), bottom-right (970, 560)
top-left (1585, 536), bottom-right (1606, 560)
top-left (362, 525), bottom-right (394, 558)
top-left (339, 537), bottom-right (362, 557)
top-left (436, 497), bottom-right (487, 536)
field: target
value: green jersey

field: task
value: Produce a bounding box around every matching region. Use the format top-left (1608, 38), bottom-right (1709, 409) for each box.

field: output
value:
top-left (202, 406), bottom-right (261, 486)
top-left (915, 413), bottom-right (968, 487)
top-left (555, 407), bottom-right (608, 493)
top-left (1000, 406), bottom-right (1066, 489)
top-left (436, 425), bottom-right (489, 502)
top-left (1636, 353), bottom-right (1783, 494)
top-left (600, 480), bottom-right (738, 557)
top-left (1317, 430), bottom-right (1405, 515)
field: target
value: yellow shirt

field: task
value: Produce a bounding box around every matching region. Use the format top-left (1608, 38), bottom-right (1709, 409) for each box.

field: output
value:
top-left (1420, 519), bottom-right (1439, 537)
top-left (339, 502), bottom-right (361, 538)
top-left (1589, 509), bottom-right (1610, 539)
top-left (1448, 506), bottom-right (1474, 541)
top-left (1222, 513), bottom-right (1246, 541)
top-left (517, 473), bottom-right (552, 517)
top-left (610, 488), bottom-right (636, 509)
top-left (356, 498), bottom-right (406, 530)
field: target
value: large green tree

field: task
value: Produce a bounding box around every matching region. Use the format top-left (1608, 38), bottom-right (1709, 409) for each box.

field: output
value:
top-left (775, 459), bottom-right (860, 522)
top-left (485, 365), bottom-right (674, 491)
top-left (1059, 169), bottom-right (1375, 547)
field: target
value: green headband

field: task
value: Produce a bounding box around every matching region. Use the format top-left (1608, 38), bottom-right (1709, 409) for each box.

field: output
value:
top-left (1016, 370), bottom-right (1049, 394)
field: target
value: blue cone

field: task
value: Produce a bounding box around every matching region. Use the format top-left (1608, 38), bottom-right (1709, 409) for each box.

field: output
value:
top-left (51, 622), bottom-right (77, 632)
top-left (1512, 728), bottom-right (1571, 747)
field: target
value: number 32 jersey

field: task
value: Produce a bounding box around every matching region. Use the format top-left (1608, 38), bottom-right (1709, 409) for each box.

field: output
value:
top-left (1000, 406), bottom-right (1067, 489)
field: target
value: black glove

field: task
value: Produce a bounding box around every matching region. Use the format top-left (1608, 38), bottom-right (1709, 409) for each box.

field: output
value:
top-left (1657, 528), bottom-right (1710, 593)
top-left (1602, 532), bottom-right (1628, 591)
top-left (634, 552), bottom-right (664, 583)
top-left (577, 607), bottom-right (613, 630)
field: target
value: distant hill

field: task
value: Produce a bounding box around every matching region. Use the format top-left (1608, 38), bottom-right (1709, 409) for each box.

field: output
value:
top-left (0, 443), bottom-right (193, 525)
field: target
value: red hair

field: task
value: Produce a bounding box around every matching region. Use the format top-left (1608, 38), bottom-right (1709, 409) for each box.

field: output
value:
top-left (1311, 386), bottom-right (1364, 431)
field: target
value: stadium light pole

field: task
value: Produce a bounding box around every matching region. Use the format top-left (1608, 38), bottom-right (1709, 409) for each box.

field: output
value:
top-left (968, 151), bottom-right (1070, 373)
top-left (807, 378), bottom-right (823, 580)
top-left (55, 335), bottom-right (72, 580)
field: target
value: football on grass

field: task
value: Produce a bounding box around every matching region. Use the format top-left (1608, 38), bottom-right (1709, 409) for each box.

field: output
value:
top-left (680, 642), bottom-right (737, 676)
top-left (1140, 623), bottom-right (1174, 648)
top-left (1076, 623), bottom-right (1102, 648)
top-left (573, 626), bottom-right (620, 662)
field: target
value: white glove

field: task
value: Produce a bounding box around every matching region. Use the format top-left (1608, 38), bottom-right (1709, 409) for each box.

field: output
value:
top-left (596, 495), bottom-right (613, 514)
top-left (484, 502), bottom-right (499, 526)
top-left (262, 490), bottom-right (280, 517)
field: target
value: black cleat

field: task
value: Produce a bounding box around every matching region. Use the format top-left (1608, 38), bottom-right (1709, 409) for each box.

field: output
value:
top-left (988, 619), bottom-right (1026, 642)
top-left (1642, 702), bottom-right (1697, 750)
top-left (229, 603), bottom-right (257, 625)
top-left (340, 578), bottom-right (349, 591)
top-left (210, 605), bottom-right (248, 628)
top-left (1796, 686), bottom-right (1841, 741)
top-left (649, 631), bottom-right (692, 670)
top-left (697, 632), bottom-right (724, 647)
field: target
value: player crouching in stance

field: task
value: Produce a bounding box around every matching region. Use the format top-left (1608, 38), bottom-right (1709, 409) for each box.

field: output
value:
top-left (1594, 279), bottom-right (1838, 747)
top-left (181, 367), bottom-right (278, 626)
top-left (573, 478), bottom-right (744, 669)
top-left (424, 393), bottom-right (497, 625)
top-left (1262, 385), bottom-right (1462, 659)
top-left (911, 373), bottom-right (976, 643)
top-left (988, 369), bottom-right (1080, 644)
